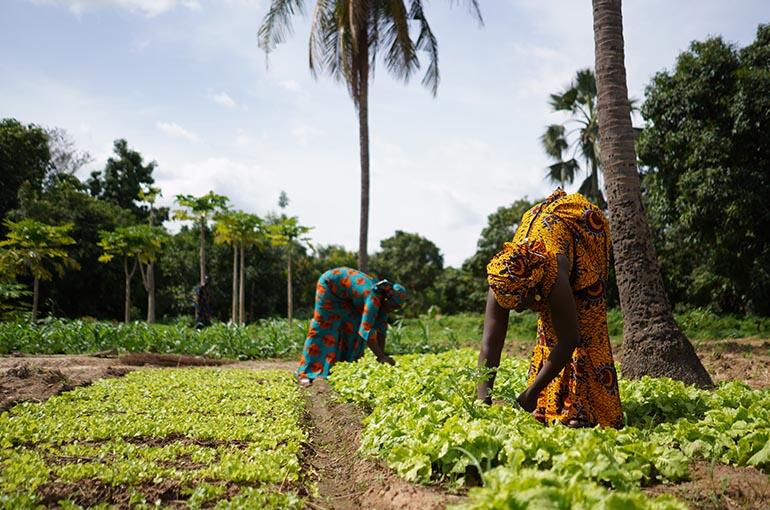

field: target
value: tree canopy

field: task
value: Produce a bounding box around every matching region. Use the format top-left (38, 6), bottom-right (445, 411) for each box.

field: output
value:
top-left (639, 24), bottom-right (770, 314)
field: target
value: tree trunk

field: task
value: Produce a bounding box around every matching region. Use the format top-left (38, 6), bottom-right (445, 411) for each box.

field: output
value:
top-left (146, 262), bottom-right (156, 324)
top-left (591, 0), bottom-right (712, 387)
top-left (357, 46), bottom-right (370, 272)
top-left (31, 276), bottom-right (40, 322)
top-left (123, 257), bottom-right (137, 324)
top-left (239, 243), bottom-right (246, 325)
top-left (287, 244), bottom-right (293, 325)
top-left (232, 246), bottom-right (238, 323)
top-left (199, 221), bottom-right (206, 285)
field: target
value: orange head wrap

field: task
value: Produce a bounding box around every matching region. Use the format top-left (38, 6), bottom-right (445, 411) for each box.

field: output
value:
top-left (486, 238), bottom-right (558, 311)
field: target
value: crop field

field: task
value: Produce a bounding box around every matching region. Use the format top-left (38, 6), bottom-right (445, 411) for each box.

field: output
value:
top-left (0, 369), bottom-right (307, 509)
top-left (1, 315), bottom-right (770, 509)
top-left (331, 350), bottom-right (770, 508)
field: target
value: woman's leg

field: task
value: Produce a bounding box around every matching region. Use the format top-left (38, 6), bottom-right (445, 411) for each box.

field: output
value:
top-left (297, 277), bottom-right (337, 382)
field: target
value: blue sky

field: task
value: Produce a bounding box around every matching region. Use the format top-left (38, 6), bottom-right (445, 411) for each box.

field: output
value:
top-left (1, 0), bottom-right (768, 267)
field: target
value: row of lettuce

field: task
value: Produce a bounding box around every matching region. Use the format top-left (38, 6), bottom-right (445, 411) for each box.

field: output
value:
top-left (2, 308), bottom-right (770, 360)
top-left (330, 349), bottom-right (770, 509)
top-left (0, 368), bottom-right (308, 509)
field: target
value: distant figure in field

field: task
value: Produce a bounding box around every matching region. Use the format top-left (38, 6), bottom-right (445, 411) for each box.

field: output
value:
top-left (477, 189), bottom-right (623, 428)
top-left (193, 276), bottom-right (213, 329)
top-left (297, 267), bottom-right (407, 385)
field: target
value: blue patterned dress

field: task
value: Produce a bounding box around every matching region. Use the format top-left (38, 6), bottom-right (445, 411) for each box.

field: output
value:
top-left (297, 267), bottom-right (389, 380)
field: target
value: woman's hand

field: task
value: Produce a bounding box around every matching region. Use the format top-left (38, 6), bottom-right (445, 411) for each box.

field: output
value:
top-left (376, 354), bottom-right (396, 366)
top-left (516, 387), bottom-right (539, 412)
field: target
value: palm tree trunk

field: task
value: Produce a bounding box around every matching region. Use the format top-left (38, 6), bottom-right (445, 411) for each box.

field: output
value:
top-left (31, 276), bottom-right (40, 322)
top-left (357, 47), bottom-right (370, 272)
top-left (591, 0), bottom-right (712, 387)
top-left (287, 244), bottom-right (293, 325)
top-left (239, 243), bottom-right (246, 325)
top-left (232, 246), bottom-right (238, 323)
top-left (146, 262), bottom-right (156, 324)
top-left (199, 221), bottom-right (206, 285)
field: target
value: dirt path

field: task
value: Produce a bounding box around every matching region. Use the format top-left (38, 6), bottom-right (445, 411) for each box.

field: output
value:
top-left (301, 379), bottom-right (464, 510)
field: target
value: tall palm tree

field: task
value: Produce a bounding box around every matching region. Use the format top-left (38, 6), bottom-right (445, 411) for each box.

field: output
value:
top-left (541, 69), bottom-right (605, 207)
top-left (591, 0), bottom-right (712, 386)
top-left (259, 0), bottom-right (482, 272)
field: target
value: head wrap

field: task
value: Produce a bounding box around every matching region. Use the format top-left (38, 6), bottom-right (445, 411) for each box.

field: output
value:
top-left (374, 280), bottom-right (407, 310)
top-left (486, 239), bottom-right (558, 311)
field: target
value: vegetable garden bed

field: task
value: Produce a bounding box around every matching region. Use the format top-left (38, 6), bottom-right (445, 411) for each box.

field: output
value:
top-left (0, 368), bottom-right (308, 508)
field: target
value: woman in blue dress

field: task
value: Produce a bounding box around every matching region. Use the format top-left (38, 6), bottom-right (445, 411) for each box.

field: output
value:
top-left (297, 267), bottom-right (407, 385)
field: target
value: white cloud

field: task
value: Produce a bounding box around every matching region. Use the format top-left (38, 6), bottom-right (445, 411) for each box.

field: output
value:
top-left (155, 121), bottom-right (200, 142)
top-left (209, 92), bottom-right (236, 109)
top-left (28, 0), bottom-right (202, 17)
top-left (291, 124), bottom-right (323, 146)
top-left (155, 157), bottom-right (275, 215)
top-left (279, 80), bottom-right (301, 92)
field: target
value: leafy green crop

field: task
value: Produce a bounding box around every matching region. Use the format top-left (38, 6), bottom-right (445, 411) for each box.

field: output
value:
top-left (0, 368), bottom-right (308, 508)
top-left (330, 349), bottom-right (770, 509)
top-left (0, 318), bottom-right (308, 359)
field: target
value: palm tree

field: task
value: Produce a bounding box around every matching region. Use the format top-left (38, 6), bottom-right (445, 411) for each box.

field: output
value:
top-left (541, 68), bottom-right (638, 208)
top-left (591, 0), bottom-right (712, 386)
top-left (259, 0), bottom-right (482, 272)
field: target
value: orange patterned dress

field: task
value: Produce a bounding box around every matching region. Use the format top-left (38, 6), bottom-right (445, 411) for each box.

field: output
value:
top-left (513, 190), bottom-right (623, 428)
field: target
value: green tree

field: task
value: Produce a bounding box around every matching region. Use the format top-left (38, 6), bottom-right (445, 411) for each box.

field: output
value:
top-left (0, 119), bottom-right (51, 222)
top-left (45, 127), bottom-right (92, 180)
top-left (214, 211), bottom-right (264, 324)
top-left (541, 69), bottom-right (636, 207)
top-left (13, 174), bottom-right (135, 319)
top-left (370, 230), bottom-right (443, 314)
top-left (259, 0), bottom-right (482, 272)
top-left (0, 219), bottom-right (79, 321)
top-left (591, 0), bottom-right (711, 386)
top-left (461, 198), bottom-right (538, 306)
top-left (638, 24), bottom-right (770, 315)
top-left (87, 139), bottom-right (157, 220)
top-left (267, 215), bottom-right (313, 324)
top-left (137, 186), bottom-right (168, 323)
top-left (313, 244), bottom-right (358, 274)
top-left (174, 192), bottom-right (230, 286)
top-left (98, 225), bottom-right (168, 323)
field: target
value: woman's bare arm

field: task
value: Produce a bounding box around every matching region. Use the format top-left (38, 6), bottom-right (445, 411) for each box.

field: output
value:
top-left (477, 288), bottom-right (511, 404)
top-left (517, 254), bottom-right (579, 411)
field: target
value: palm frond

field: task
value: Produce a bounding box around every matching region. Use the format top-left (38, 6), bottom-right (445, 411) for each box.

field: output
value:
top-left (546, 159), bottom-right (579, 186)
top-left (549, 88), bottom-right (578, 111)
top-left (309, 0), bottom-right (335, 77)
top-left (258, 0), bottom-right (306, 54)
top-left (376, 0), bottom-right (418, 86)
top-left (451, 0), bottom-right (484, 25)
top-left (541, 124), bottom-right (569, 158)
top-left (410, 0), bottom-right (439, 95)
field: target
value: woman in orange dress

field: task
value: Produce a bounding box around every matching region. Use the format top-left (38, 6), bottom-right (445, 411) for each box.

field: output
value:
top-left (477, 189), bottom-right (623, 428)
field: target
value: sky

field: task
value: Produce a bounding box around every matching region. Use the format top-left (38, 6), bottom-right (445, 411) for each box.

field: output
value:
top-left (1, 0), bottom-right (768, 267)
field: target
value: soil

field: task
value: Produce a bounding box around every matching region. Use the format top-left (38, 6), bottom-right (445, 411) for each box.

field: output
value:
top-left (645, 462), bottom-right (770, 510)
top-left (0, 352), bottom-right (231, 412)
top-left (301, 378), bottom-right (464, 510)
top-left (502, 336), bottom-right (770, 390)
